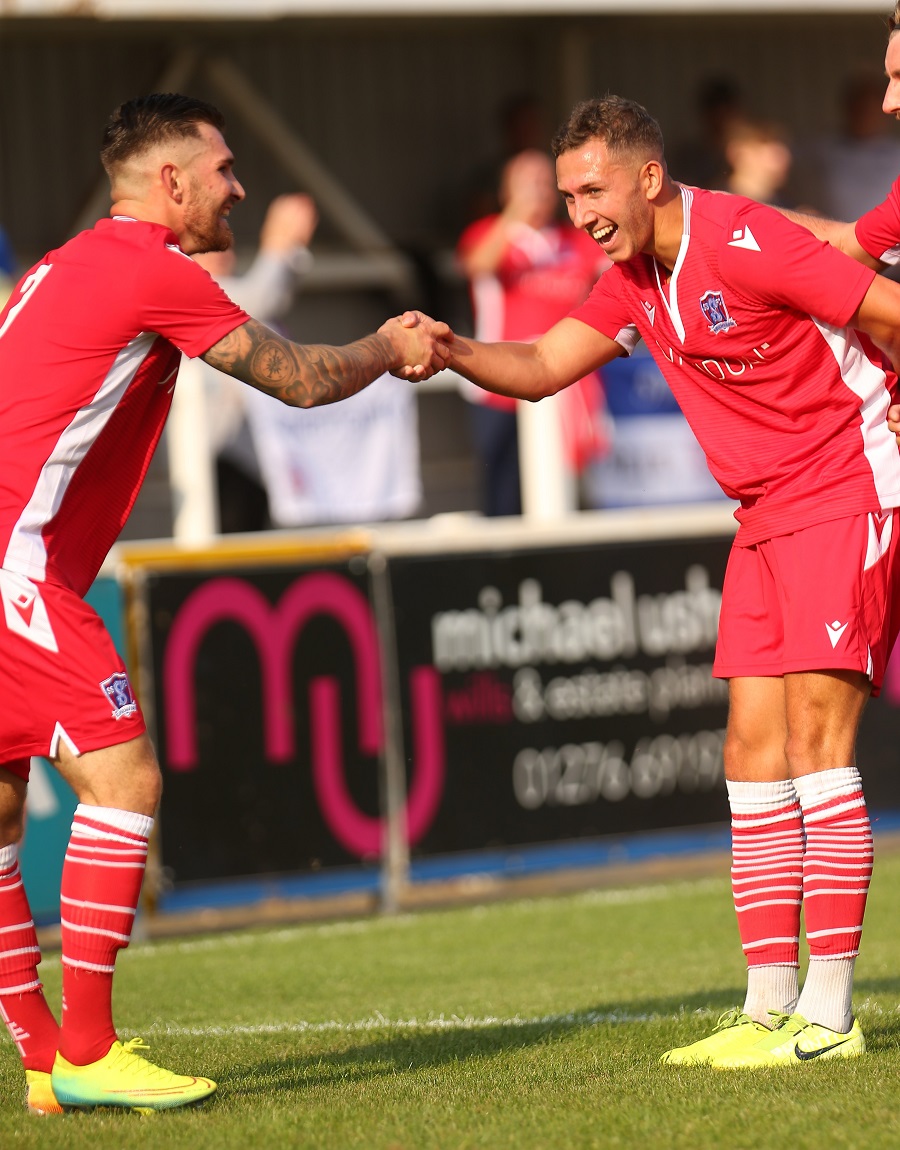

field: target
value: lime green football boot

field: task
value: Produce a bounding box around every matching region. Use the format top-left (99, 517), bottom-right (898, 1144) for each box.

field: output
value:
top-left (712, 1011), bottom-right (865, 1068)
top-left (51, 1037), bottom-right (216, 1113)
top-left (660, 1009), bottom-right (772, 1065)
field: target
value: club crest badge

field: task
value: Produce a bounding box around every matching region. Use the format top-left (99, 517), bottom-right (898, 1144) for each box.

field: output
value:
top-left (99, 672), bottom-right (138, 720)
top-left (699, 290), bottom-right (737, 334)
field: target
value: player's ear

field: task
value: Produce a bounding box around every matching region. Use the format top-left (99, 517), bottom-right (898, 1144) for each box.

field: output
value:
top-left (642, 159), bottom-right (665, 202)
top-left (160, 162), bottom-right (184, 204)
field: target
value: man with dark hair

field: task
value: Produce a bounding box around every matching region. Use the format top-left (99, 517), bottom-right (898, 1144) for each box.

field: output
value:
top-left (0, 92), bottom-right (449, 1116)
top-left (436, 92), bottom-right (900, 1068)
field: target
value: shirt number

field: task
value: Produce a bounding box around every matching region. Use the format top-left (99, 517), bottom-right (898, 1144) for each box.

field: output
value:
top-left (0, 264), bottom-right (53, 341)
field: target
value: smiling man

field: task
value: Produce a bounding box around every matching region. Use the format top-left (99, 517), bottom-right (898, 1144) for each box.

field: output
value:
top-left (0, 92), bottom-right (450, 1117)
top-left (443, 93), bottom-right (900, 1068)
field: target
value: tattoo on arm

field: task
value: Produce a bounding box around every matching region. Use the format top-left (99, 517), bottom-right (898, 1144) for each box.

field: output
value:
top-left (202, 319), bottom-right (396, 407)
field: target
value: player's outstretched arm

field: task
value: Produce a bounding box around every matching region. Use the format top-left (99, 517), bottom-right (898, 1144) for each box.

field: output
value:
top-left (447, 316), bottom-right (624, 402)
top-left (202, 313), bottom-right (452, 407)
top-left (854, 274), bottom-right (900, 445)
top-left (854, 273), bottom-right (900, 372)
top-left (778, 208), bottom-right (881, 271)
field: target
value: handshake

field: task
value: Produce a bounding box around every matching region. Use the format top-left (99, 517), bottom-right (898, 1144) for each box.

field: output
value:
top-left (378, 310), bottom-right (455, 382)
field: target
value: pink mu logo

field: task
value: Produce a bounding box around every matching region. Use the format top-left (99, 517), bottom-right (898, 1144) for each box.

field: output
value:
top-left (162, 572), bottom-right (444, 857)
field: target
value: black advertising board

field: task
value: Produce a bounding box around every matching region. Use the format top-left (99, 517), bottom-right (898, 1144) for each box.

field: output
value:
top-left (387, 535), bottom-right (732, 859)
top-left (144, 558), bottom-right (385, 884)
top-left (137, 522), bottom-right (900, 896)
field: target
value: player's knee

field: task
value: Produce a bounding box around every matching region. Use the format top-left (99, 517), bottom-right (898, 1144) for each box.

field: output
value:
top-left (0, 807), bottom-right (26, 847)
top-left (723, 726), bottom-right (788, 781)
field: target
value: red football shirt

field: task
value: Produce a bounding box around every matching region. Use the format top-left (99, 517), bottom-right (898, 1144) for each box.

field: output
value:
top-left (570, 187), bottom-right (900, 544)
top-left (0, 217), bottom-right (248, 595)
top-left (855, 175), bottom-right (900, 266)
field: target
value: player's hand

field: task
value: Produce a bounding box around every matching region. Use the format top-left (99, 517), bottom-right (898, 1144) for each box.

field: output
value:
top-left (259, 193), bottom-right (318, 252)
top-left (379, 310), bottom-right (453, 381)
top-left (889, 401), bottom-right (900, 446)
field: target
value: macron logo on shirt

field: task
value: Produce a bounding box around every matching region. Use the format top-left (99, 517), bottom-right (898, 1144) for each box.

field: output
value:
top-left (641, 300), bottom-right (656, 325)
top-left (728, 226), bottom-right (761, 252)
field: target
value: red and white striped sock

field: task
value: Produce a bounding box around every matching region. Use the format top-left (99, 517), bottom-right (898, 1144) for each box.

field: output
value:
top-left (0, 843), bottom-right (59, 1072)
top-left (727, 779), bottom-right (803, 1024)
top-left (58, 804), bottom-right (153, 1066)
top-left (794, 767), bottom-right (872, 1034)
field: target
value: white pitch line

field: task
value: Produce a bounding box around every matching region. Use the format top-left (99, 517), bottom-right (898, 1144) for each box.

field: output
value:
top-left (136, 1009), bottom-right (670, 1039)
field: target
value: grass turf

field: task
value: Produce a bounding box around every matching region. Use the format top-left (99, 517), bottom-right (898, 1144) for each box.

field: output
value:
top-left (2, 851), bottom-right (900, 1148)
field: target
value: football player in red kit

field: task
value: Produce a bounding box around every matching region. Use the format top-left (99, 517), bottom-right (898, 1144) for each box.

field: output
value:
top-left (0, 92), bottom-right (450, 1115)
top-left (432, 93), bottom-right (900, 1068)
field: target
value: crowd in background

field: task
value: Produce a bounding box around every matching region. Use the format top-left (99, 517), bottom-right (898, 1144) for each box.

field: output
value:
top-left (3, 67), bottom-right (899, 533)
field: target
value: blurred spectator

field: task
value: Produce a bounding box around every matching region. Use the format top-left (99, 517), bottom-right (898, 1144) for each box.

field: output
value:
top-left (718, 117), bottom-right (796, 208)
top-left (175, 192), bottom-right (318, 533)
top-left (798, 70), bottom-right (900, 219)
top-left (174, 192), bottom-right (422, 534)
top-left (437, 93), bottom-right (550, 246)
top-left (456, 149), bottom-right (609, 516)
top-left (670, 76), bottom-right (745, 189)
top-left (463, 93), bottom-right (549, 226)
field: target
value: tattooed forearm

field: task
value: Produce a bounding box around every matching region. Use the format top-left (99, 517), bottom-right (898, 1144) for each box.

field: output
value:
top-left (202, 319), bottom-right (397, 407)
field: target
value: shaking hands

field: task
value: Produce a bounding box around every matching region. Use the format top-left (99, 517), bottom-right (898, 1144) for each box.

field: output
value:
top-left (379, 311), bottom-right (454, 381)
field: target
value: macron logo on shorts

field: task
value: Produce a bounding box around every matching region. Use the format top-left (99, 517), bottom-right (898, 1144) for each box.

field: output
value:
top-left (0, 570), bottom-right (59, 652)
top-left (826, 620), bottom-right (849, 648)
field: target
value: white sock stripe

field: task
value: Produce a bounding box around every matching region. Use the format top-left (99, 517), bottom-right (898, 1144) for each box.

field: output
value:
top-left (732, 868), bottom-right (803, 878)
top-left (808, 948), bottom-right (860, 959)
top-left (742, 935), bottom-right (801, 949)
top-left (802, 803), bottom-right (867, 824)
top-left (803, 841), bottom-right (873, 852)
top-left (67, 838), bottom-right (148, 852)
top-left (733, 886), bottom-right (803, 899)
top-left (60, 919), bottom-right (132, 943)
top-left (0, 979), bottom-right (41, 994)
top-left (67, 841), bottom-right (148, 860)
top-left (0, 944), bottom-right (40, 961)
top-left (804, 832), bottom-right (873, 841)
top-left (62, 856), bottom-right (147, 871)
top-left (736, 898), bottom-right (804, 911)
top-left (805, 926), bottom-right (864, 938)
top-left (804, 864), bottom-right (873, 874)
top-left (61, 957), bottom-right (117, 974)
top-left (732, 846), bottom-right (805, 858)
top-left (802, 887), bottom-right (871, 897)
top-left (73, 804), bottom-right (154, 841)
top-left (60, 895), bottom-right (138, 915)
top-left (0, 920), bottom-right (35, 936)
top-left (803, 869), bottom-right (872, 881)
top-left (730, 811), bottom-right (801, 828)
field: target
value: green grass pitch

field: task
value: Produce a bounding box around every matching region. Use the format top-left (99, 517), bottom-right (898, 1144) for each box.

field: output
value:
top-left (3, 846), bottom-right (900, 1148)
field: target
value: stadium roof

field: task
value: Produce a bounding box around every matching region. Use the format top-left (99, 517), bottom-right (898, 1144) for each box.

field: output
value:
top-left (0, 0), bottom-right (890, 16)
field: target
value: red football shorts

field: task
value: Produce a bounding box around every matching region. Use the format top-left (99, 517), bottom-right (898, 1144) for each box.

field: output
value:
top-left (714, 510), bottom-right (900, 693)
top-left (0, 570), bottom-right (146, 778)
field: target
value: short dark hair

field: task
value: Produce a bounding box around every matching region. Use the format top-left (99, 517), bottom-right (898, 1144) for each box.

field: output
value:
top-left (551, 95), bottom-right (665, 165)
top-left (100, 93), bottom-right (226, 175)
top-left (890, 3), bottom-right (900, 33)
